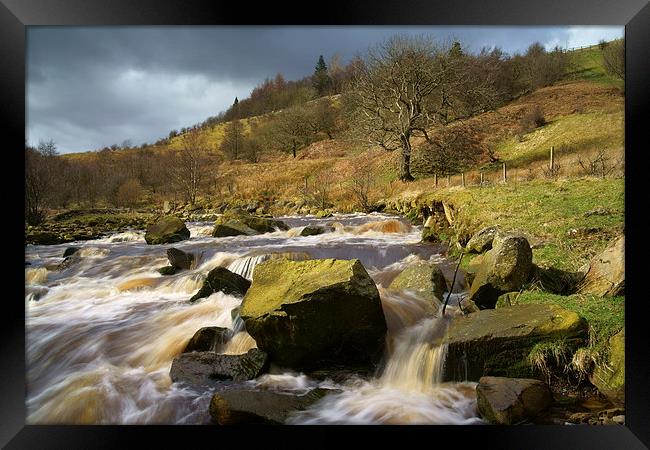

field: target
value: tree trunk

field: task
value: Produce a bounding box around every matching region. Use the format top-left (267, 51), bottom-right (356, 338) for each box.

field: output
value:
top-left (292, 142), bottom-right (297, 158)
top-left (399, 135), bottom-right (415, 182)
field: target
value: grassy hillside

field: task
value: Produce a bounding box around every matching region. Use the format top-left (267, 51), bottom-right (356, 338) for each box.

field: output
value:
top-left (56, 42), bottom-right (624, 218)
top-left (565, 43), bottom-right (624, 90)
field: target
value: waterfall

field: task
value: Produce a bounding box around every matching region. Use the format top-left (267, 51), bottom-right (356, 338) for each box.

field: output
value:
top-left (226, 254), bottom-right (271, 280)
top-left (286, 297), bottom-right (481, 425)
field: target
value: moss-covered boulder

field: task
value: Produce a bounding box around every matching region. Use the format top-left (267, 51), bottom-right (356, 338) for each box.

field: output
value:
top-left (388, 261), bottom-right (448, 303)
top-left (300, 226), bottom-right (326, 236)
top-left (209, 387), bottom-right (340, 425)
top-left (216, 210), bottom-right (289, 234)
top-left (144, 216), bottom-right (190, 245)
top-left (465, 226), bottom-right (502, 254)
top-left (240, 258), bottom-right (387, 370)
top-left (183, 326), bottom-right (232, 353)
top-left (212, 220), bottom-right (259, 238)
top-left (438, 303), bottom-right (588, 381)
top-left (169, 348), bottom-right (267, 387)
top-left (577, 236), bottom-right (624, 297)
top-left (190, 267), bottom-right (251, 302)
top-left (469, 234), bottom-right (533, 309)
top-left (590, 327), bottom-right (624, 406)
top-left (477, 376), bottom-right (553, 424)
top-left (315, 211), bottom-right (333, 218)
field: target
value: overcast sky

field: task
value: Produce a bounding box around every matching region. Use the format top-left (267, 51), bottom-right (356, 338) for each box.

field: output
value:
top-left (26, 26), bottom-right (623, 154)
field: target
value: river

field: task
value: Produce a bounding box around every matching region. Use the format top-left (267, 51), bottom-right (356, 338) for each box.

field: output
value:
top-left (24, 212), bottom-right (482, 425)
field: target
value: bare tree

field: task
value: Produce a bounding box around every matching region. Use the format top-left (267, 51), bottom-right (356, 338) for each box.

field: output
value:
top-left (307, 98), bottom-right (339, 139)
top-left (25, 140), bottom-right (61, 224)
top-left (268, 105), bottom-right (313, 158)
top-left (169, 130), bottom-right (209, 204)
top-left (349, 35), bottom-right (505, 181)
top-left (220, 119), bottom-right (245, 160)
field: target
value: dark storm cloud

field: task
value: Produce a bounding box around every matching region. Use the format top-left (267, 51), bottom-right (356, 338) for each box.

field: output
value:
top-left (26, 26), bottom-right (622, 153)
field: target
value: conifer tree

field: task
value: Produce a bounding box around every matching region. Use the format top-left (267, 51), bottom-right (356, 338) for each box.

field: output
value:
top-left (312, 55), bottom-right (331, 96)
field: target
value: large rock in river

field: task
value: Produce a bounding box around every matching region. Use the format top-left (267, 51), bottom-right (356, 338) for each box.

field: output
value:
top-left (438, 303), bottom-right (588, 381)
top-left (167, 247), bottom-right (194, 270)
top-left (215, 210), bottom-right (289, 235)
top-left (476, 376), bottom-right (553, 424)
top-left (170, 348), bottom-right (267, 386)
top-left (144, 216), bottom-right (190, 245)
top-left (590, 327), bottom-right (625, 406)
top-left (212, 220), bottom-right (259, 238)
top-left (388, 260), bottom-right (448, 303)
top-left (468, 234), bottom-right (533, 309)
top-left (300, 226), bottom-right (326, 236)
top-left (190, 267), bottom-right (251, 303)
top-left (183, 326), bottom-right (232, 353)
top-left (240, 258), bottom-right (387, 370)
top-left (577, 236), bottom-right (624, 297)
top-left (209, 387), bottom-right (340, 425)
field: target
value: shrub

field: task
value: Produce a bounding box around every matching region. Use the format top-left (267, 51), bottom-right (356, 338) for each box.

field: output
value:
top-left (523, 105), bottom-right (546, 129)
top-left (577, 149), bottom-right (617, 179)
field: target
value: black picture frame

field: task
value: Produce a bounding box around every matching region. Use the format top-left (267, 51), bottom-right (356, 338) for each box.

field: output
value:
top-left (3, 0), bottom-right (649, 448)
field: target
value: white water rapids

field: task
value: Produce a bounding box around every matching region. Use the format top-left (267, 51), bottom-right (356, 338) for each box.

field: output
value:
top-left (25, 212), bottom-right (482, 425)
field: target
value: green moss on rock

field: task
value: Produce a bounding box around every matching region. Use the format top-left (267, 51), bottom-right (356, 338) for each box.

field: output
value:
top-left (145, 216), bottom-right (190, 245)
top-left (388, 261), bottom-right (448, 303)
top-left (439, 303), bottom-right (588, 381)
top-left (240, 258), bottom-right (387, 370)
top-left (591, 327), bottom-right (624, 406)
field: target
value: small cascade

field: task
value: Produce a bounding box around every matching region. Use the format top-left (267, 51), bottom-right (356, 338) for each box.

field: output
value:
top-left (26, 267), bottom-right (49, 284)
top-left (379, 316), bottom-right (451, 392)
top-left (287, 307), bottom-right (481, 425)
top-left (226, 254), bottom-right (271, 280)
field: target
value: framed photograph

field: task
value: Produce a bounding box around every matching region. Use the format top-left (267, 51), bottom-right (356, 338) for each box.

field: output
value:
top-left (5, 0), bottom-right (648, 447)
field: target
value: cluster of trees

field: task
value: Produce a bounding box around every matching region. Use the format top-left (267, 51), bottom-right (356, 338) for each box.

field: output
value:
top-left (219, 96), bottom-right (343, 161)
top-left (25, 135), bottom-right (223, 224)
top-left (347, 36), bottom-right (569, 180)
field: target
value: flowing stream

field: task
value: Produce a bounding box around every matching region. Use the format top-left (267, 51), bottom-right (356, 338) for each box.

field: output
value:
top-left (25, 212), bottom-right (482, 425)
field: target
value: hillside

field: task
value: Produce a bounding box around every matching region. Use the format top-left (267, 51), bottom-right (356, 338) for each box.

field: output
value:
top-left (57, 43), bottom-right (623, 212)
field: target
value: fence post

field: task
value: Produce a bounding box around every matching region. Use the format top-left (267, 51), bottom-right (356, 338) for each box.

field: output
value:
top-left (480, 172), bottom-right (484, 186)
top-left (304, 176), bottom-right (308, 191)
top-left (434, 173), bottom-right (438, 187)
top-left (550, 146), bottom-right (554, 171)
top-left (447, 175), bottom-right (451, 186)
top-left (461, 172), bottom-right (465, 187)
top-left (503, 162), bottom-right (507, 183)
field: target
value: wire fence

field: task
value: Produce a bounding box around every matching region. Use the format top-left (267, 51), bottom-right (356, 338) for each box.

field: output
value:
top-left (426, 146), bottom-right (624, 189)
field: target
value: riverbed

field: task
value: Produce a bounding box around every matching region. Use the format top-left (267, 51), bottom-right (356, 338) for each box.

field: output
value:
top-left (24, 212), bottom-right (481, 425)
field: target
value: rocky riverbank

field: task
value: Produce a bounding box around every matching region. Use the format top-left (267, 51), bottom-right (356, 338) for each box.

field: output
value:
top-left (25, 179), bottom-right (624, 424)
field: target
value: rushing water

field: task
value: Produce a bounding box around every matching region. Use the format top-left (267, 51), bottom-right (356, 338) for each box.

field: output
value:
top-left (24, 212), bottom-right (481, 425)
